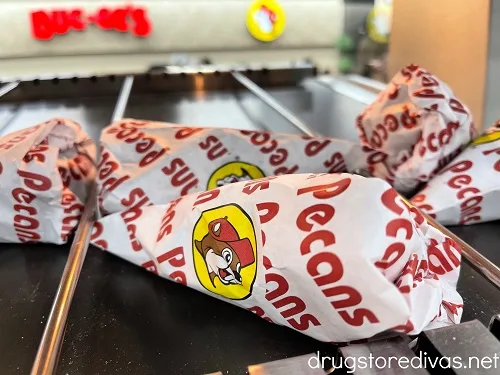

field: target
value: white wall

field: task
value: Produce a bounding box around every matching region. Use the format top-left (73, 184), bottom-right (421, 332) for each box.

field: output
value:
top-left (0, 0), bottom-right (346, 78)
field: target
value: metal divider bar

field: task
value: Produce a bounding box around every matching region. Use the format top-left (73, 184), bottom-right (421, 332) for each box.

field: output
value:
top-left (234, 73), bottom-right (500, 291)
top-left (31, 75), bottom-right (134, 375)
top-left (0, 81), bottom-right (20, 134)
top-left (0, 81), bottom-right (19, 97)
top-left (231, 71), bottom-right (318, 137)
top-left (111, 76), bottom-right (134, 123)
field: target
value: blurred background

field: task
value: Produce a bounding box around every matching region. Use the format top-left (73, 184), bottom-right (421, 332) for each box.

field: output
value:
top-left (0, 0), bottom-right (495, 129)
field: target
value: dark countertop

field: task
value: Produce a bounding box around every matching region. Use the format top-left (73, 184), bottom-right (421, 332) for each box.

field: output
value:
top-left (2, 221), bottom-right (500, 375)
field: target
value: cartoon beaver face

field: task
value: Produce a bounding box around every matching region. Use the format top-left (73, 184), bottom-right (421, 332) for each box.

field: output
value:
top-left (216, 168), bottom-right (252, 187)
top-left (471, 121), bottom-right (500, 146)
top-left (194, 217), bottom-right (255, 287)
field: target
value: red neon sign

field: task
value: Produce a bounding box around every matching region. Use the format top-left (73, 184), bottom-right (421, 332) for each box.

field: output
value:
top-left (30, 6), bottom-right (152, 40)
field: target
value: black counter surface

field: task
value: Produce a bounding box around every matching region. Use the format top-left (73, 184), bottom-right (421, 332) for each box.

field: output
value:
top-left (1, 220), bottom-right (500, 375)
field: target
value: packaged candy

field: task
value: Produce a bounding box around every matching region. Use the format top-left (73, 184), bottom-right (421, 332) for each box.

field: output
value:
top-left (91, 173), bottom-right (462, 342)
top-left (0, 118), bottom-right (96, 244)
top-left (411, 121), bottom-right (500, 225)
top-left (97, 119), bottom-right (371, 217)
top-left (356, 64), bottom-right (476, 194)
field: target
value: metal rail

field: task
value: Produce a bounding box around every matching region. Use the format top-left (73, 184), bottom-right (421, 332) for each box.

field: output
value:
top-left (238, 74), bottom-right (500, 291)
top-left (30, 75), bottom-right (134, 375)
top-left (111, 76), bottom-right (134, 123)
top-left (231, 71), bottom-right (318, 137)
top-left (0, 81), bottom-right (19, 97)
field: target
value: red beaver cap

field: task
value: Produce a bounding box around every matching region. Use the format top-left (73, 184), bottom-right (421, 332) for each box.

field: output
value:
top-left (208, 217), bottom-right (255, 267)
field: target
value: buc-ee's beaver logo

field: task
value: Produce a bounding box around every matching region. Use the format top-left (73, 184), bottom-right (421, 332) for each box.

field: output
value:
top-left (471, 121), bottom-right (500, 146)
top-left (193, 204), bottom-right (257, 300)
top-left (207, 161), bottom-right (265, 190)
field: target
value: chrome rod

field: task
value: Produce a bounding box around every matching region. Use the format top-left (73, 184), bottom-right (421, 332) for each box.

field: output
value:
top-left (30, 183), bottom-right (97, 375)
top-left (111, 75), bottom-right (134, 123)
top-left (231, 71), bottom-right (318, 137)
top-left (31, 75), bottom-right (134, 375)
top-left (0, 81), bottom-right (19, 97)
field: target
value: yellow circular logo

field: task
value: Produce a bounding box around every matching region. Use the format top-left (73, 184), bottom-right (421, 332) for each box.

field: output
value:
top-left (246, 0), bottom-right (286, 42)
top-left (471, 122), bottom-right (500, 146)
top-left (207, 161), bottom-right (265, 190)
top-left (193, 204), bottom-right (257, 300)
top-left (366, 4), bottom-right (392, 44)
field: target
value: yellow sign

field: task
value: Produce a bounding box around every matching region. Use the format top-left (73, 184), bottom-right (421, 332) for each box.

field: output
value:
top-left (246, 0), bottom-right (286, 42)
top-left (366, 3), bottom-right (392, 44)
top-left (207, 161), bottom-right (265, 190)
top-left (471, 122), bottom-right (500, 146)
top-left (193, 204), bottom-right (257, 300)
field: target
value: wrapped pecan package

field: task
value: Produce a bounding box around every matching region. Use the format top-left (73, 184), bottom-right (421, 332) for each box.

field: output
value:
top-left (0, 118), bottom-right (96, 244)
top-left (91, 173), bottom-right (463, 342)
top-left (411, 121), bottom-right (500, 225)
top-left (97, 119), bottom-right (370, 216)
top-left (356, 64), bottom-right (476, 194)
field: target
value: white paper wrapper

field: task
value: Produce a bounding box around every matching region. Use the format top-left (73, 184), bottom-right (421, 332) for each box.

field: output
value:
top-left (357, 64), bottom-right (476, 194)
top-left (91, 173), bottom-right (462, 342)
top-left (411, 121), bottom-right (500, 225)
top-left (0, 118), bottom-right (96, 244)
top-left (97, 119), bottom-right (370, 217)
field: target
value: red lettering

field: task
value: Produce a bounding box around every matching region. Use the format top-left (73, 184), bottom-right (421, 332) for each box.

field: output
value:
top-left (129, 7), bottom-right (152, 37)
top-left (482, 148), bottom-right (500, 172)
top-left (193, 190), bottom-right (220, 208)
top-left (175, 127), bottom-right (203, 139)
top-left (297, 178), bottom-right (351, 200)
top-left (375, 243), bottom-right (405, 270)
top-left (457, 187), bottom-right (480, 200)
top-left (250, 132), bottom-right (271, 146)
top-left (440, 160), bottom-right (472, 175)
top-left (413, 88), bottom-right (445, 99)
top-left (323, 152), bottom-right (346, 173)
top-left (257, 202), bottom-right (280, 224)
top-left (272, 296), bottom-right (306, 319)
top-left (91, 222), bottom-right (108, 250)
top-left (140, 148), bottom-right (168, 167)
top-left (260, 140), bottom-right (278, 154)
top-left (324, 285), bottom-right (361, 309)
top-left (157, 247), bottom-right (185, 267)
top-left (307, 252), bottom-right (343, 286)
top-left (338, 309), bottom-right (380, 326)
top-left (12, 188), bottom-right (36, 204)
top-left (381, 188), bottom-right (405, 215)
top-left (385, 114), bottom-right (398, 131)
top-left (100, 175), bottom-right (130, 194)
top-left (427, 133), bottom-right (438, 153)
top-left (296, 204), bottom-right (335, 232)
top-left (287, 313), bottom-right (321, 331)
top-left (386, 218), bottom-right (413, 240)
top-left (265, 273), bottom-right (289, 301)
top-left (17, 170), bottom-right (52, 192)
top-left (300, 230), bottom-right (335, 256)
top-left (242, 177), bottom-right (277, 195)
top-left (305, 139), bottom-right (331, 157)
top-left (448, 175), bottom-right (472, 189)
top-left (269, 148), bottom-right (288, 166)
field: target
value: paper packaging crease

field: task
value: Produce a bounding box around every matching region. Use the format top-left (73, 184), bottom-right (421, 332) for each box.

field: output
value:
top-left (411, 121), bottom-right (500, 225)
top-left (357, 64), bottom-right (476, 194)
top-left (91, 173), bottom-right (463, 342)
top-left (0, 118), bottom-right (96, 244)
top-left (96, 119), bottom-right (376, 217)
